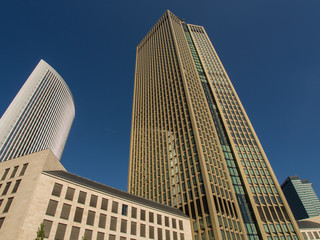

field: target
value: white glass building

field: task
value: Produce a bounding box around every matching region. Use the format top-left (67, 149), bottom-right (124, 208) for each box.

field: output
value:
top-left (0, 60), bottom-right (75, 162)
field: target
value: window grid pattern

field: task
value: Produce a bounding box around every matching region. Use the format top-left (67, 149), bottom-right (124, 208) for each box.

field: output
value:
top-left (0, 60), bottom-right (75, 162)
top-left (170, 13), bottom-right (246, 240)
top-left (44, 181), bottom-right (187, 240)
top-left (184, 24), bottom-right (259, 240)
top-left (0, 162), bottom-right (27, 225)
top-left (187, 23), bottom-right (299, 240)
top-left (129, 11), bottom-right (247, 240)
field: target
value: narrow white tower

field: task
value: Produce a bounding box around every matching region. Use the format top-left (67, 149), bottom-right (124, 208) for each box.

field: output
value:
top-left (0, 60), bottom-right (75, 161)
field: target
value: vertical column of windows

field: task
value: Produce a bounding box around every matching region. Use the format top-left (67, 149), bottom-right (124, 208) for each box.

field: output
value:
top-left (171, 13), bottom-right (250, 240)
top-left (189, 24), bottom-right (298, 240)
top-left (185, 24), bottom-right (260, 240)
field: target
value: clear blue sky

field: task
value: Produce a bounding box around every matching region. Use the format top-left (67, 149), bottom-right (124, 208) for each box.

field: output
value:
top-left (1, 0), bottom-right (319, 195)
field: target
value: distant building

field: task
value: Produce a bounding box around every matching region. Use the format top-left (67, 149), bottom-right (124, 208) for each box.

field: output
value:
top-left (0, 60), bottom-right (75, 162)
top-left (296, 216), bottom-right (320, 240)
top-left (281, 176), bottom-right (320, 220)
top-left (0, 150), bottom-right (192, 240)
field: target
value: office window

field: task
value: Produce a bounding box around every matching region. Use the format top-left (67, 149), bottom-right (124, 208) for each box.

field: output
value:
top-left (173, 231), bottom-right (178, 240)
top-left (60, 204), bottom-right (71, 220)
top-left (140, 223), bottom-right (146, 237)
top-left (10, 166), bottom-right (18, 178)
top-left (149, 226), bottom-right (155, 239)
top-left (308, 232), bottom-right (315, 240)
top-left (78, 191), bottom-right (87, 204)
top-left (149, 212), bottom-right (154, 223)
top-left (55, 223), bottom-right (67, 240)
top-left (131, 222), bottom-right (137, 235)
top-left (84, 229), bottom-right (93, 240)
top-left (86, 210), bottom-right (95, 226)
top-left (46, 200), bottom-right (58, 216)
top-left (112, 201), bottom-right (118, 213)
top-left (90, 195), bottom-right (98, 207)
top-left (0, 217), bottom-right (4, 229)
top-left (165, 216), bottom-right (170, 227)
top-left (2, 182), bottom-right (11, 195)
top-left (51, 183), bottom-right (63, 197)
top-left (179, 220), bottom-right (184, 230)
top-left (302, 233), bottom-right (308, 240)
top-left (110, 216), bottom-right (117, 231)
top-left (99, 213), bottom-right (107, 228)
top-left (131, 207), bottom-right (137, 218)
top-left (43, 220), bottom-right (53, 238)
top-left (158, 228), bottom-right (163, 240)
top-left (180, 233), bottom-right (185, 240)
top-left (140, 209), bottom-right (146, 221)
top-left (172, 218), bottom-right (177, 228)
top-left (74, 207), bottom-right (84, 223)
top-left (122, 204), bottom-right (128, 216)
top-left (166, 229), bottom-right (171, 240)
top-left (1, 168), bottom-right (9, 181)
top-left (97, 232), bottom-right (105, 240)
top-left (109, 235), bottom-right (116, 240)
top-left (121, 219), bottom-right (127, 233)
top-left (70, 227), bottom-right (80, 239)
top-left (19, 163), bottom-right (28, 176)
top-left (11, 179), bottom-right (21, 193)
top-left (101, 198), bottom-right (108, 210)
top-left (65, 187), bottom-right (75, 201)
top-left (157, 214), bottom-right (162, 225)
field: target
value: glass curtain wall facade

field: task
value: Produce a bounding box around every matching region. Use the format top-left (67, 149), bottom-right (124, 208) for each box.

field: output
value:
top-left (128, 10), bottom-right (302, 240)
top-left (0, 60), bottom-right (75, 162)
top-left (281, 176), bottom-right (320, 220)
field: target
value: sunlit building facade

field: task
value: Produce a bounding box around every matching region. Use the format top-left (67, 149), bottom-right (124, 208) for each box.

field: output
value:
top-left (128, 10), bottom-right (302, 240)
top-left (0, 150), bottom-right (192, 240)
top-left (0, 60), bottom-right (75, 162)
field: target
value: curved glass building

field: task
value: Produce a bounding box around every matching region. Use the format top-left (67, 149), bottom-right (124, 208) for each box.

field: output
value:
top-left (0, 59), bottom-right (75, 162)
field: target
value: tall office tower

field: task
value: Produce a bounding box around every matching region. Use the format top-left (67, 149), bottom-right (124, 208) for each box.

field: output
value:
top-left (128, 10), bottom-right (302, 240)
top-left (281, 176), bottom-right (320, 220)
top-left (0, 60), bottom-right (75, 162)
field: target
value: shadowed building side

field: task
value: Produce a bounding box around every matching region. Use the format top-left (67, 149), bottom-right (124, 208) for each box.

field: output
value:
top-left (281, 176), bottom-right (320, 220)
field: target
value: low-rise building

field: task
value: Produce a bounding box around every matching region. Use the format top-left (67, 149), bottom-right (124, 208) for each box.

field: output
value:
top-left (0, 150), bottom-right (192, 240)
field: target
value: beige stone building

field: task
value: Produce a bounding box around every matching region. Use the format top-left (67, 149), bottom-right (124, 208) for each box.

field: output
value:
top-left (0, 150), bottom-right (192, 240)
top-left (128, 10), bottom-right (303, 240)
top-left (296, 216), bottom-right (320, 240)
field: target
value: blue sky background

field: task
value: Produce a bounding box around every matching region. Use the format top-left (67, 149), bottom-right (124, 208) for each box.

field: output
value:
top-left (1, 0), bottom-right (320, 195)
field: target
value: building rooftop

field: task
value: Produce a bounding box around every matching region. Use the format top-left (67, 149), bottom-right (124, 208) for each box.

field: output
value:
top-left (44, 170), bottom-right (188, 218)
top-left (297, 220), bottom-right (320, 229)
top-left (281, 176), bottom-right (306, 188)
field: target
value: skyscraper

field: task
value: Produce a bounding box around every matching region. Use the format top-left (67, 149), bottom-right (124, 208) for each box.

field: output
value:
top-left (128, 10), bottom-right (302, 240)
top-left (281, 176), bottom-right (320, 220)
top-left (0, 60), bottom-right (75, 162)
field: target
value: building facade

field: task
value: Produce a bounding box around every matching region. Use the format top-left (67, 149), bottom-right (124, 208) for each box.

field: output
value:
top-left (296, 216), bottom-right (320, 240)
top-left (281, 176), bottom-right (320, 220)
top-left (0, 59), bottom-right (75, 162)
top-left (128, 10), bottom-right (302, 240)
top-left (0, 150), bottom-right (192, 240)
